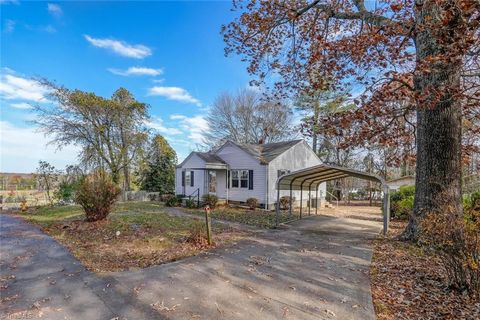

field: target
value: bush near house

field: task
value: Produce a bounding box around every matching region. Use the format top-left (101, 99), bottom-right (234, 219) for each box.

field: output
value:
top-left (390, 185), bottom-right (415, 219)
top-left (165, 194), bottom-right (182, 207)
top-left (246, 197), bottom-right (258, 209)
top-left (279, 196), bottom-right (291, 210)
top-left (185, 198), bottom-right (198, 209)
top-left (202, 194), bottom-right (218, 209)
top-left (75, 173), bottom-right (120, 222)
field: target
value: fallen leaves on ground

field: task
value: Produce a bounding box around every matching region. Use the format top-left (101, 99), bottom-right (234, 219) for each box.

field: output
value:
top-left (371, 220), bottom-right (480, 319)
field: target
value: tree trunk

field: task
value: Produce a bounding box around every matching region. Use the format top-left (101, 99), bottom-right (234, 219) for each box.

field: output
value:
top-left (402, 2), bottom-right (463, 240)
top-left (111, 169), bottom-right (121, 185)
top-left (123, 164), bottom-right (130, 191)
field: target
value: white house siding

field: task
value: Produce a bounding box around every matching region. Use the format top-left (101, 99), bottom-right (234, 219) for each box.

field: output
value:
top-left (267, 141), bottom-right (326, 209)
top-left (215, 142), bottom-right (268, 204)
top-left (175, 153), bottom-right (206, 197)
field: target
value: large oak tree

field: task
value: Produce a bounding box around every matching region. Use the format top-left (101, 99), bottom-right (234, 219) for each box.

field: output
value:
top-left (223, 0), bottom-right (480, 239)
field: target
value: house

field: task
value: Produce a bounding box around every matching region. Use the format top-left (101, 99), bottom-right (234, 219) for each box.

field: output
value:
top-left (387, 175), bottom-right (415, 191)
top-left (175, 140), bottom-right (326, 210)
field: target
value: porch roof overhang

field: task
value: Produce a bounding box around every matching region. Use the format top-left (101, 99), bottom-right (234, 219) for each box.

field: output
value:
top-left (176, 163), bottom-right (228, 170)
top-left (275, 164), bottom-right (390, 235)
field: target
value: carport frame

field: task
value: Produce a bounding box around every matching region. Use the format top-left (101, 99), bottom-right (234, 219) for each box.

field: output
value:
top-left (275, 164), bottom-right (390, 235)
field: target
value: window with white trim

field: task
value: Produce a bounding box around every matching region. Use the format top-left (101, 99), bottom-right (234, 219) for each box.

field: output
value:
top-left (231, 169), bottom-right (249, 189)
top-left (185, 171), bottom-right (191, 186)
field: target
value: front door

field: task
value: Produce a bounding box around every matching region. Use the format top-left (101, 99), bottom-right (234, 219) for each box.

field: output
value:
top-left (208, 171), bottom-right (217, 194)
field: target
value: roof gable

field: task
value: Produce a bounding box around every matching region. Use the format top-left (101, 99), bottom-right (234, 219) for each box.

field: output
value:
top-left (177, 151), bottom-right (226, 168)
top-left (216, 139), bottom-right (303, 164)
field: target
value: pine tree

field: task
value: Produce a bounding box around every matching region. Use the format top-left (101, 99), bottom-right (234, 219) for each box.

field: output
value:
top-left (138, 135), bottom-right (177, 193)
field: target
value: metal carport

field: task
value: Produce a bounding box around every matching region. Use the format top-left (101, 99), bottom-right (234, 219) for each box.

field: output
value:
top-left (275, 164), bottom-right (390, 235)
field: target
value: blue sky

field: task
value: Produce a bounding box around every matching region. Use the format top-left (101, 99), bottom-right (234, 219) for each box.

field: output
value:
top-left (0, 0), bottom-right (253, 173)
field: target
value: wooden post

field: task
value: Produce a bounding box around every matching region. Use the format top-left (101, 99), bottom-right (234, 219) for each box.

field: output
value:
top-left (204, 205), bottom-right (213, 245)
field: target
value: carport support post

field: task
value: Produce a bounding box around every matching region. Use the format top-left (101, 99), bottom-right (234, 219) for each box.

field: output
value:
top-left (299, 182), bottom-right (304, 219)
top-left (308, 186), bottom-right (311, 216)
top-left (289, 185), bottom-right (293, 217)
top-left (383, 185), bottom-right (390, 236)
top-left (315, 186), bottom-right (318, 215)
top-left (275, 185), bottom-right (280, 227)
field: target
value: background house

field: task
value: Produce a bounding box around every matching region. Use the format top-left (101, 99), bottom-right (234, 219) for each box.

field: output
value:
top-left (387, 175), bottom-right (415, 191)
top-left (175, 140), bottom-right (326, 209)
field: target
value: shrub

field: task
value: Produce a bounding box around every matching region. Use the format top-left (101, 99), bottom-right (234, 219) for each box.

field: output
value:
top-left (246, 197), bottom-right (258, 210)
top-left (54, 181), bottom-right (76, 204)
top-left (390, 185), bottom-right (415, 219)
top-left (279, 196), bottom-right (291, 210)
top-left (420, 200), bottom-right (480, 298)
top-left (202, 194), bottom-right (218, 209)
top-left (161, 193), bottom-right (177, 202)
top-left (75, 173), bottom-right (120, 222)
top-left (463, 191), bottom-right (480, 211)
top-left (185, 198), bottom-right (197, 209)
top-left (186, 222), bottom-right (209, 247)
top-left (165, 194), bottom-right (181, 207)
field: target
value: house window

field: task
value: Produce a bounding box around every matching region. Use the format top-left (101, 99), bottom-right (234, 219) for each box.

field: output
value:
top-left (231, 170), bottom-right (249, 189)
top-left (185, 171), bottom-right (191, 186)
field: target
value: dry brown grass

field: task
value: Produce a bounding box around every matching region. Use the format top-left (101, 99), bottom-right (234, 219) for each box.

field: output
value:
top-left (13, 202), bottom-right (245, 272)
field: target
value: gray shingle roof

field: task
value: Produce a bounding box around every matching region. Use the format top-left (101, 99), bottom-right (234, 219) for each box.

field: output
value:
top-left (194, 152), bottom-right (227, 164)
top-left (229, 140), bottom-right (303, 164)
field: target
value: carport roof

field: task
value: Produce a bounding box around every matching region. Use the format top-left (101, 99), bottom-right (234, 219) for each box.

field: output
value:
top-left (277, 164), bottom-right (385, 190)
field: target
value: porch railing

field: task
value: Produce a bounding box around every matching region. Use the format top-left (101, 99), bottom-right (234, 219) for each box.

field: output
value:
top-left (188, 188), bottom-right (200, 208)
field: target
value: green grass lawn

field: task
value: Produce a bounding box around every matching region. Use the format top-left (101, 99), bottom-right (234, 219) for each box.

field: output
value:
top-left (184, 206), bottom-right (301, 228)
top-left (12, 202), bottom-right (244, 272)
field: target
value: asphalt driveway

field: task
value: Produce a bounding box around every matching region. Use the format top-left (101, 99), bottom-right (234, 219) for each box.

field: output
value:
top-left (0, 214), bottom-right (159, 320)
top-left (1, 212), bottom-right (382, 320)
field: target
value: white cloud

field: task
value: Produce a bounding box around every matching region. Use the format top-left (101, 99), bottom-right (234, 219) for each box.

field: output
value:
top-left (170, 114), bottom-right (186, 120)
top-left (145, 117), bottom-right (183, 135)
top-left (0, 73), bottom-right (49, 102)
top-left (170, 114), bottom-right (208, 144)
top-left (0, 121), bottom-right (79, 172)
top-left (84, 35), bottom-right (152, 59)
top-left (10, 102), bottom-right (33, 110)
top-left (148, 86), bottom-right (201, 106)
top-left (108, 66), bottom-right (163, 77)
top-left (43, 25), bottom-right (57, 33)
top-left (3, 20), bottom-right (15, 33)
top-left (47, 3), bottom-right (62, 17)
